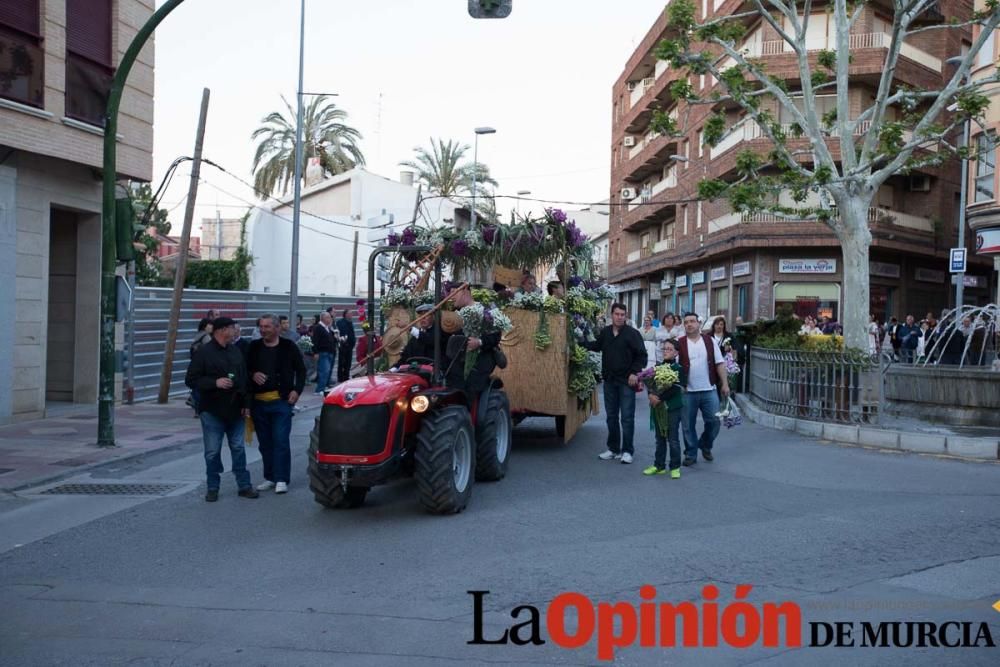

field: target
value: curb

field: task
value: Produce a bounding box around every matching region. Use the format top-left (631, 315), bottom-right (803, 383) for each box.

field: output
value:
top-left (733, 395), bottom-right (1000, 462)
top-left (3, 402), bottom-right (325, 495)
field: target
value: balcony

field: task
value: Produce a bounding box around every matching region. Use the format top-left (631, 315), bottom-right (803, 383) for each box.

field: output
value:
top-left (629, 77), bottom-right (655, 109)
top-left (708, 207), bottom-right (935, 233)
top-left (748, 33), bottom-right (942, 72)
top-left (625, 239), bottom-right (675, 264)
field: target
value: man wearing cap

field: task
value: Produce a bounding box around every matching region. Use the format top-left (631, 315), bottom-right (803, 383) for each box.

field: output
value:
top-left (247, 314), bottom-right (306, 495)
top-left (185, 317), bottom-right (259, 501)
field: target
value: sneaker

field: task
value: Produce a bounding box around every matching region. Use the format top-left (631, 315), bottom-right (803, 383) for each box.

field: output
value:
top-left (205, 489), bottom-right (219, 502)
top-left (256, 480), bottom-right (275, 491)
top-left (701, 449), bottom-right (714, 462)
top-left (670, 468), bottom-right (681, 479)
top-left (682, 457), bottom-right (696, 467)
top-left (598, 450), bottom-right (619, 461)
top-left (643, 465), bottom-right (666, 476)
top-left (237, 487), bottom-right (259, 499)
top-left (620, 452), bottom-right (633, 464)
top-left (275, 482), bottom-right (288, 494)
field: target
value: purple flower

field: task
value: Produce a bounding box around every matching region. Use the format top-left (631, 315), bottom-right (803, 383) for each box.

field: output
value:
top-left (482, 226), bottom-right (497, 244)
top-left (483, 311), bottom-right (494, 326)
top-left (568, 276), bottom-right (583, 288)
top-left (386, 232), bottom-right (400, 246)
top-left (547, 208), bottom-right (567, 224)
top-left (584, 279), bottom-right (601, 290)
top-left (401, 228), bottom-right (417, 246)
top-left (451, 239), bottom-right (469, 256)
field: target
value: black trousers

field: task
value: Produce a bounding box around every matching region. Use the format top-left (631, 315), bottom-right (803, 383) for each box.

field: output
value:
top-left (337, 345), bottom-right (354, 382)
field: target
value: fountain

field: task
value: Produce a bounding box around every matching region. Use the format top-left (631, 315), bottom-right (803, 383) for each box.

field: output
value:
top-left (920, 304), bottom-right (999, 369)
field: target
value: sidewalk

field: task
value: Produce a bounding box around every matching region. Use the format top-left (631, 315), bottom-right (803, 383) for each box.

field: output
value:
top-left (0, 393), bottom-right (326, 493)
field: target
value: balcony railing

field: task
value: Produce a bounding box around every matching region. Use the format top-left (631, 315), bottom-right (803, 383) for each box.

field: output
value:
top-left (629, 76), bottom-right (655, 108)
top-left (650, 171), bottom-right (677, 195)
top-left (709, 206), bottom-right (934, 232)
top-left (751, 33), bottom-right (941, 72)
top-left (653, 238), bottom-right (675, 253)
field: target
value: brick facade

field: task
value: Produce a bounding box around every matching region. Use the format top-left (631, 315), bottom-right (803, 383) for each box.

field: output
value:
top-left (609, 0), bottom-right (995, 323)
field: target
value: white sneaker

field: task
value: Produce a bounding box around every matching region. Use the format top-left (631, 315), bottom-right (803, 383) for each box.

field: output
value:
top-left (620, 452), bottom-right (634, 464)
top-left (275, 482), bottom-right (288, 494)
top-left (256, 480), bottom-right (275, 491)
top-left (598, 450), bottom-right (619, 460)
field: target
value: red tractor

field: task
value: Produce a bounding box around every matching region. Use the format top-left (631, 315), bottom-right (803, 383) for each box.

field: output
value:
top-left (307, 247), bottom-right (512, 514)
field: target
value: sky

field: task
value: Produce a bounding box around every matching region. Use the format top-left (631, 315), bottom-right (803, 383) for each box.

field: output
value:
top-left (152, 0), bottom-right (669, 238)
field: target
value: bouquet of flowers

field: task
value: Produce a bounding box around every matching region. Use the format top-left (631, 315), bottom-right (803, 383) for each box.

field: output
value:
top-left (568, 344), bottom-right (601, 401)
top-left (381, 287), bottom-right (413, 313)
top-left (716, 396), bottom-right (743, 428)
top-left (457, 302), bottom-right (513, 378)
top-left (637, 365), bottom-right (680, 435)
top-left (296, 335), bottom-right (313, 355)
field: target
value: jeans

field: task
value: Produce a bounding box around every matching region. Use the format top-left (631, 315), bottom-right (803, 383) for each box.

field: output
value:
top-left (251, 399), bottom-right (293, 484)
top-left (315, 351), bottom-right (334, 393)
top-left (682, 389), bottom-right (721, 460)
top-left (653, 406), bottom-right (682, 470)
top-left (199, 411), bottom-right (251, 491)
top-left (603, 381), bottom-right (637, 455)
top-left (337, 345), bottom-right (354, 383)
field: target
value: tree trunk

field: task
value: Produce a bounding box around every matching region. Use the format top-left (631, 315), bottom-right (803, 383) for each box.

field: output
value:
top-left (836, 200), bottom-right (873, 351)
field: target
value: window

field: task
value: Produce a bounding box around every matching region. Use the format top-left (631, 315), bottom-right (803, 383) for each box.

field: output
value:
top-left (976, 28), bottom-right (995, 69)
top-left (697, 201), bottom-right (703, 229)
top-left (697, 129), bottom-right (704, 158)
top-left (682, 205), bottom-right (689, 235)
top-left (0, 0), bottom-right (43, 107)
top-left (975, 132), bottom-right (995, 202)
top-left (65, 0), bottom-right (113, 127)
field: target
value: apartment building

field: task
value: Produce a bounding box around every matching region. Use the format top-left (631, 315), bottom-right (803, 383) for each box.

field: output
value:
top-left (200, 214), bottom-right (243, 261)
top-left (0, 0), bottom-right (155, 423)
top-left (967, 0), bottom-right (1000, 303)
top-left (608, 0), bottom-right (995, 325)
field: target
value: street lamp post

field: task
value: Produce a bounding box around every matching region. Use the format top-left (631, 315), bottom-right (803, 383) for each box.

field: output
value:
top-left (946, 56), bottom-right (970, 314)
top-left (289, 0), bottom-right (307, 326)
top-left (470, 127), bottom-right (496, 230)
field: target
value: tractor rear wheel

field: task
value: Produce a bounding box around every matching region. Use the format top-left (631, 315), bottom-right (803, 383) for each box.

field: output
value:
top-left (307, 421), bottom-right (369, 509)
top-left (415, 405), bottom-right (475, 514)
top-left (476, 390), bottom-right (511, 481)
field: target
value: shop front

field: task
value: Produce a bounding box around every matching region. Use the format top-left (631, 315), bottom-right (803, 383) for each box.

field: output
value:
top-left (773, 258), bottom-right (841, 319)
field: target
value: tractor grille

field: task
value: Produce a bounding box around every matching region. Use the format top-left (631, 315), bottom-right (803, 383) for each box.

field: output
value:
top-left (319, 404), bottom-right (390, 457)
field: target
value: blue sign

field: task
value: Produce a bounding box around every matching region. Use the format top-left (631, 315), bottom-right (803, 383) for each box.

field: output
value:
top-left (949, 248), bottom-right (967, 273)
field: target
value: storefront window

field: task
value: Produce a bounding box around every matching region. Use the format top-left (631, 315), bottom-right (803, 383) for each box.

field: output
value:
top-left (773, 283), bottom-right (840, 320)
top-left (714, 287), bottom-right (729, 318)
top-left (737, 284), bottom-right (753, 323)
top-left (694, 290), bottom-right (708, 318)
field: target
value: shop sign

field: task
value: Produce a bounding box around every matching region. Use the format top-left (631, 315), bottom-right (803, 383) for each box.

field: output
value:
top-left (691, 271), bottom-right (706, 285)
top-left (649, 284), bottom-right (661, 299)
top-left (732, 260), bottom-right (752, 277)
top-left (870, 261), bottom-right (901, 278)
top-left (613, 279), bottom-right (642, 292)
top-left (779, 258), bottom-right (837, 274)
top-left (711, 266), bottom-right (727, 281)
top-left (660, 271), bottom-right (675, 290)
top-left (952, 274), bottom-right (986, 288)
top-left (675, 274), bottom-right (688, 288)
top-left (976, 227), bottom-right (1000, 255)
top-left (914, 268), bottom-right (945, 283)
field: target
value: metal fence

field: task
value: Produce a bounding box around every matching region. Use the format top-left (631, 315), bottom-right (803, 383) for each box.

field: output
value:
top-left (125, 287), bottom-right (366, 403)
top-left (748, 347), bottom-right (881, 424)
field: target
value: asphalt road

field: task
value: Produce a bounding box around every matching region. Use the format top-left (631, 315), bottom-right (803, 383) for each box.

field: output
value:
top-left (2, 396), bottom-right (999, 666)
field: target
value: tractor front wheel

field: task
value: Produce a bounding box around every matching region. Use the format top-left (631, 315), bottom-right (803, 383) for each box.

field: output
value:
top-left (415, 405), bottom-right (475, 514)
top-left (307, 422), bottom-right (369, 509)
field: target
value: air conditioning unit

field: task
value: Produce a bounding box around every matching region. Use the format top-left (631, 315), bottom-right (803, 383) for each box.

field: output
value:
top-left (909, 174), bottom-right (931, 192)
top-left (623, 136), bottom-right (636, 148)
top-left (627, 81), bottom-right (637, 91)
top-left (621, 188), bottom-right (637, 200)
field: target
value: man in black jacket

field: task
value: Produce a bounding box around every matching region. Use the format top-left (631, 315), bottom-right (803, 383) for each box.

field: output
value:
top-left (185, 317), bottom-right (259, 501)
top-left (311, 311), bottom-right (337, 393)
top-left (583, 302), bottom-right (647, 464)
top-left (246, 314), bottom-right (306, 494)
top-left (335, 309), bottom-right (357, 383)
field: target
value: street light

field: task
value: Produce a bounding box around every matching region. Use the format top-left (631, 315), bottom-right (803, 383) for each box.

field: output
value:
top-left (946, 55), bottom-right (970, 314)
top-left (471, 127), bottom-right (496, 230)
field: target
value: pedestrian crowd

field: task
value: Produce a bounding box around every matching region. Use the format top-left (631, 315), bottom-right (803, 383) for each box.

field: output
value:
top-left (869, 309), bottom-right (995, 365)
top-left (184, 304), bottom-right (362, 502)
top-left (584, 305), bottom-right (736, 479)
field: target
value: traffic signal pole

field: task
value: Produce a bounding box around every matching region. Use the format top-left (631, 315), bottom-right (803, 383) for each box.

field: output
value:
top-left (98, 0), bottom-right (187, 446)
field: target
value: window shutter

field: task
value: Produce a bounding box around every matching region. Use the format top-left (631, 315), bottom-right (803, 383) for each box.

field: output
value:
top-left (67, 0), bottom-right (112, 67)
top-left (0, 0), bottom-right (40, 36)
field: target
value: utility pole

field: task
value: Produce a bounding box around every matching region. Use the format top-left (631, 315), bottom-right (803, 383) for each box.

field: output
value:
top-left (289, 0), bottom-right (306, 323)
top-left (350, 230), bottom-right (359, 296)
top-left (158, 88), bottom-right (210, 403)
top-left (215, 209), bottom-right (222, 259)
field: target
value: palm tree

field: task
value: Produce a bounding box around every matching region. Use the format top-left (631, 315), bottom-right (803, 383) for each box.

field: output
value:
top-left (400, 138), bottom-right (498, 199)
top-left (251, 95), bottom-right (365, 198)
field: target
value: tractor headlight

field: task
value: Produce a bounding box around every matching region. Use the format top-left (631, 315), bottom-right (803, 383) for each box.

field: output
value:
top-left (411, 395), bottom-right (430, 413)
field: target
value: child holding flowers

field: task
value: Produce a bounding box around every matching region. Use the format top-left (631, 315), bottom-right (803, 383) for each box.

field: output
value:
top-left (642, 339), bottom-right (687, 478)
